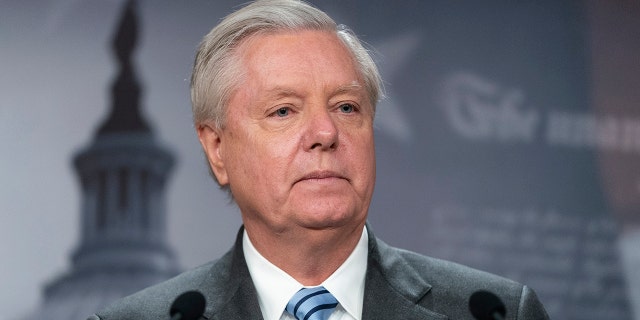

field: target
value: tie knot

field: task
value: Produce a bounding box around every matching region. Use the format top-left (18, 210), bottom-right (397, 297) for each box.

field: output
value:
top-left (285, 286), bottom-right (339, 320)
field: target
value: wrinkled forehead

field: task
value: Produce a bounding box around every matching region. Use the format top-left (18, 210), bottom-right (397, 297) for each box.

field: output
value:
top-left (234, 30), bottom-right (364, 93)
top-left (232, 29), bottom-right (363, 86)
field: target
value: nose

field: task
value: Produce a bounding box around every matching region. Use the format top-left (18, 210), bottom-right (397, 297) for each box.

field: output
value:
top-left (303, 107), bottom-right (338, 151)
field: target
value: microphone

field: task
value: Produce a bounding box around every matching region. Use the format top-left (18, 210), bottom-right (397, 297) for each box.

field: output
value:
top-left (468, 290), bottom-right (506, 320)
top-left (170, 290), bottom-right (206, 320)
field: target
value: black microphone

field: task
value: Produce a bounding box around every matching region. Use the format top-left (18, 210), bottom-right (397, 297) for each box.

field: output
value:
top-left (170, 290), bottom-right (206, 320)
top-left (469, 290), bottom-right (506, 320)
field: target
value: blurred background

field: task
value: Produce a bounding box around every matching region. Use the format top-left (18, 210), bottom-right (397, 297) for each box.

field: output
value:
top-left (1, 0), bottom-right (639, 319)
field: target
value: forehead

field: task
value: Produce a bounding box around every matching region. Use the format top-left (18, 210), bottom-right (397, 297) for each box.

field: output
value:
top-left (235, 29), bottom-right (361, 87)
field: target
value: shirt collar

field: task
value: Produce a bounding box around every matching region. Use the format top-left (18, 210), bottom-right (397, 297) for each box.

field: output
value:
top-left (321, 226), bottom-right (368, 319)
top-left (243, 226), bottom-right (369, 320)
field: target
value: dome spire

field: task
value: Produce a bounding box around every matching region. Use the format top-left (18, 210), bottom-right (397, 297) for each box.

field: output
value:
top-left (97, 0), bottom-right (151, 135)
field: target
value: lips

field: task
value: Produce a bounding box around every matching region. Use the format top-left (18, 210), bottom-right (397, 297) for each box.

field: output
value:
top-left (295, 170), bottom-right (349, 184)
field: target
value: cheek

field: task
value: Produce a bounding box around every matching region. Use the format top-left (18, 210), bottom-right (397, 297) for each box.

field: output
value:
top-left (243, 138), bottom-right (297, 186)
top-left (344, 132), bottom-right (376, 180)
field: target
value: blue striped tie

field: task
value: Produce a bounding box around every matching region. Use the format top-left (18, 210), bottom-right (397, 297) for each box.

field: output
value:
top-left (285, 286), bottom-right (339, 320)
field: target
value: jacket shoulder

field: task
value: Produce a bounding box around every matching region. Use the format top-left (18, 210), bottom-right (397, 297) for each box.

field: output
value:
top-left (376, 239), bottom-right (522, 292)
top-left (91, 261), bottom-right (216, 320)
top-left (374, 239), bottom-right (548, 319)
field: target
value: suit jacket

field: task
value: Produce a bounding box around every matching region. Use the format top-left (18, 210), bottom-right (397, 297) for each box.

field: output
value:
top-left (89, 226), bottom-right (549, 319)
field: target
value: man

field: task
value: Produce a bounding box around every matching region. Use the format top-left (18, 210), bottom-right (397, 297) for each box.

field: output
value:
top-left (89, 0), bottom-right (549, 319)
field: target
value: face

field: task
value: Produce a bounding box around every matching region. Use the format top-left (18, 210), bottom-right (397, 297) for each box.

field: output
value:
top-left (198, 30), bottom-right (376, 234)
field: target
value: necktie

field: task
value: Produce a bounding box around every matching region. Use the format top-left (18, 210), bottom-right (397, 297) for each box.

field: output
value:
top-left (285, 286), bottom-right (339, 320)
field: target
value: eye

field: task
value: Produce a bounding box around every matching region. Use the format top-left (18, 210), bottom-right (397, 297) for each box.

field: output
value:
top-left (273, 107), bottom-right (290, 117)
top-left (339, 103), bottom-right (354, 113)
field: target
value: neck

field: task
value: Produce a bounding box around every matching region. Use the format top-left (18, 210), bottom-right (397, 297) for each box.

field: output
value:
top-left (245, 222), bottom-right (365, 286)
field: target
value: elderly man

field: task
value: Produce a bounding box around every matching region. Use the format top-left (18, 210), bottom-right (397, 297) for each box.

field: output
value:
top-left (89, 0), bottom-right (549, 319)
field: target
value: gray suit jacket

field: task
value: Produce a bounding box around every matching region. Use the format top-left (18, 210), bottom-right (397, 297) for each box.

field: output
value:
top-left (89, 227), bottom-right (549, 319)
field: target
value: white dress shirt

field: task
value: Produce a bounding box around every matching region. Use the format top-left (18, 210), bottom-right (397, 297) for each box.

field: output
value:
top-left (243, 226), bottom-right (369, 320)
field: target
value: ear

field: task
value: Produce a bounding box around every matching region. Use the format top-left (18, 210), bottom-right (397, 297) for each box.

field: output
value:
top-left (197, 123), bottom-right (229, 186)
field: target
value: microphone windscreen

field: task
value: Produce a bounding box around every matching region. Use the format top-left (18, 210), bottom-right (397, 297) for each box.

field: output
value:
top-left (469, 290), bottom-right (506, 320)
top-left (170, 290), bottom-right (206, 320)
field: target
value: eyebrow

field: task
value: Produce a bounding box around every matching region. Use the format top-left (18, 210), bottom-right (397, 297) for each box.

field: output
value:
top-left (262, 81), bottom-right (364, 101)
top-left (263, 87), bottom-right (303, 100)
top-left (331, 82), bottom-right (364, 97)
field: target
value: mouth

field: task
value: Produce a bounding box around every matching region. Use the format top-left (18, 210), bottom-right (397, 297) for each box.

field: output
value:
top-left (295, 170), bottom-right (349, 184)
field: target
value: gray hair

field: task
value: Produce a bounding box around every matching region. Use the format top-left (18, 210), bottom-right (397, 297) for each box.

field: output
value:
top-left (190, 0), bottom-right (384, 129)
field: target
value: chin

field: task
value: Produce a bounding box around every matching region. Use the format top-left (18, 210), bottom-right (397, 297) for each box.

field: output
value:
top-left (298, 205), bottom-right (361, 227)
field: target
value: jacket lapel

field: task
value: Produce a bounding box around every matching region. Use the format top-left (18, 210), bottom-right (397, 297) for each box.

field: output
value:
top-left (363, 229), bottom-right (449, 320)
top-left (199, 227), bottom-right (264, 320)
